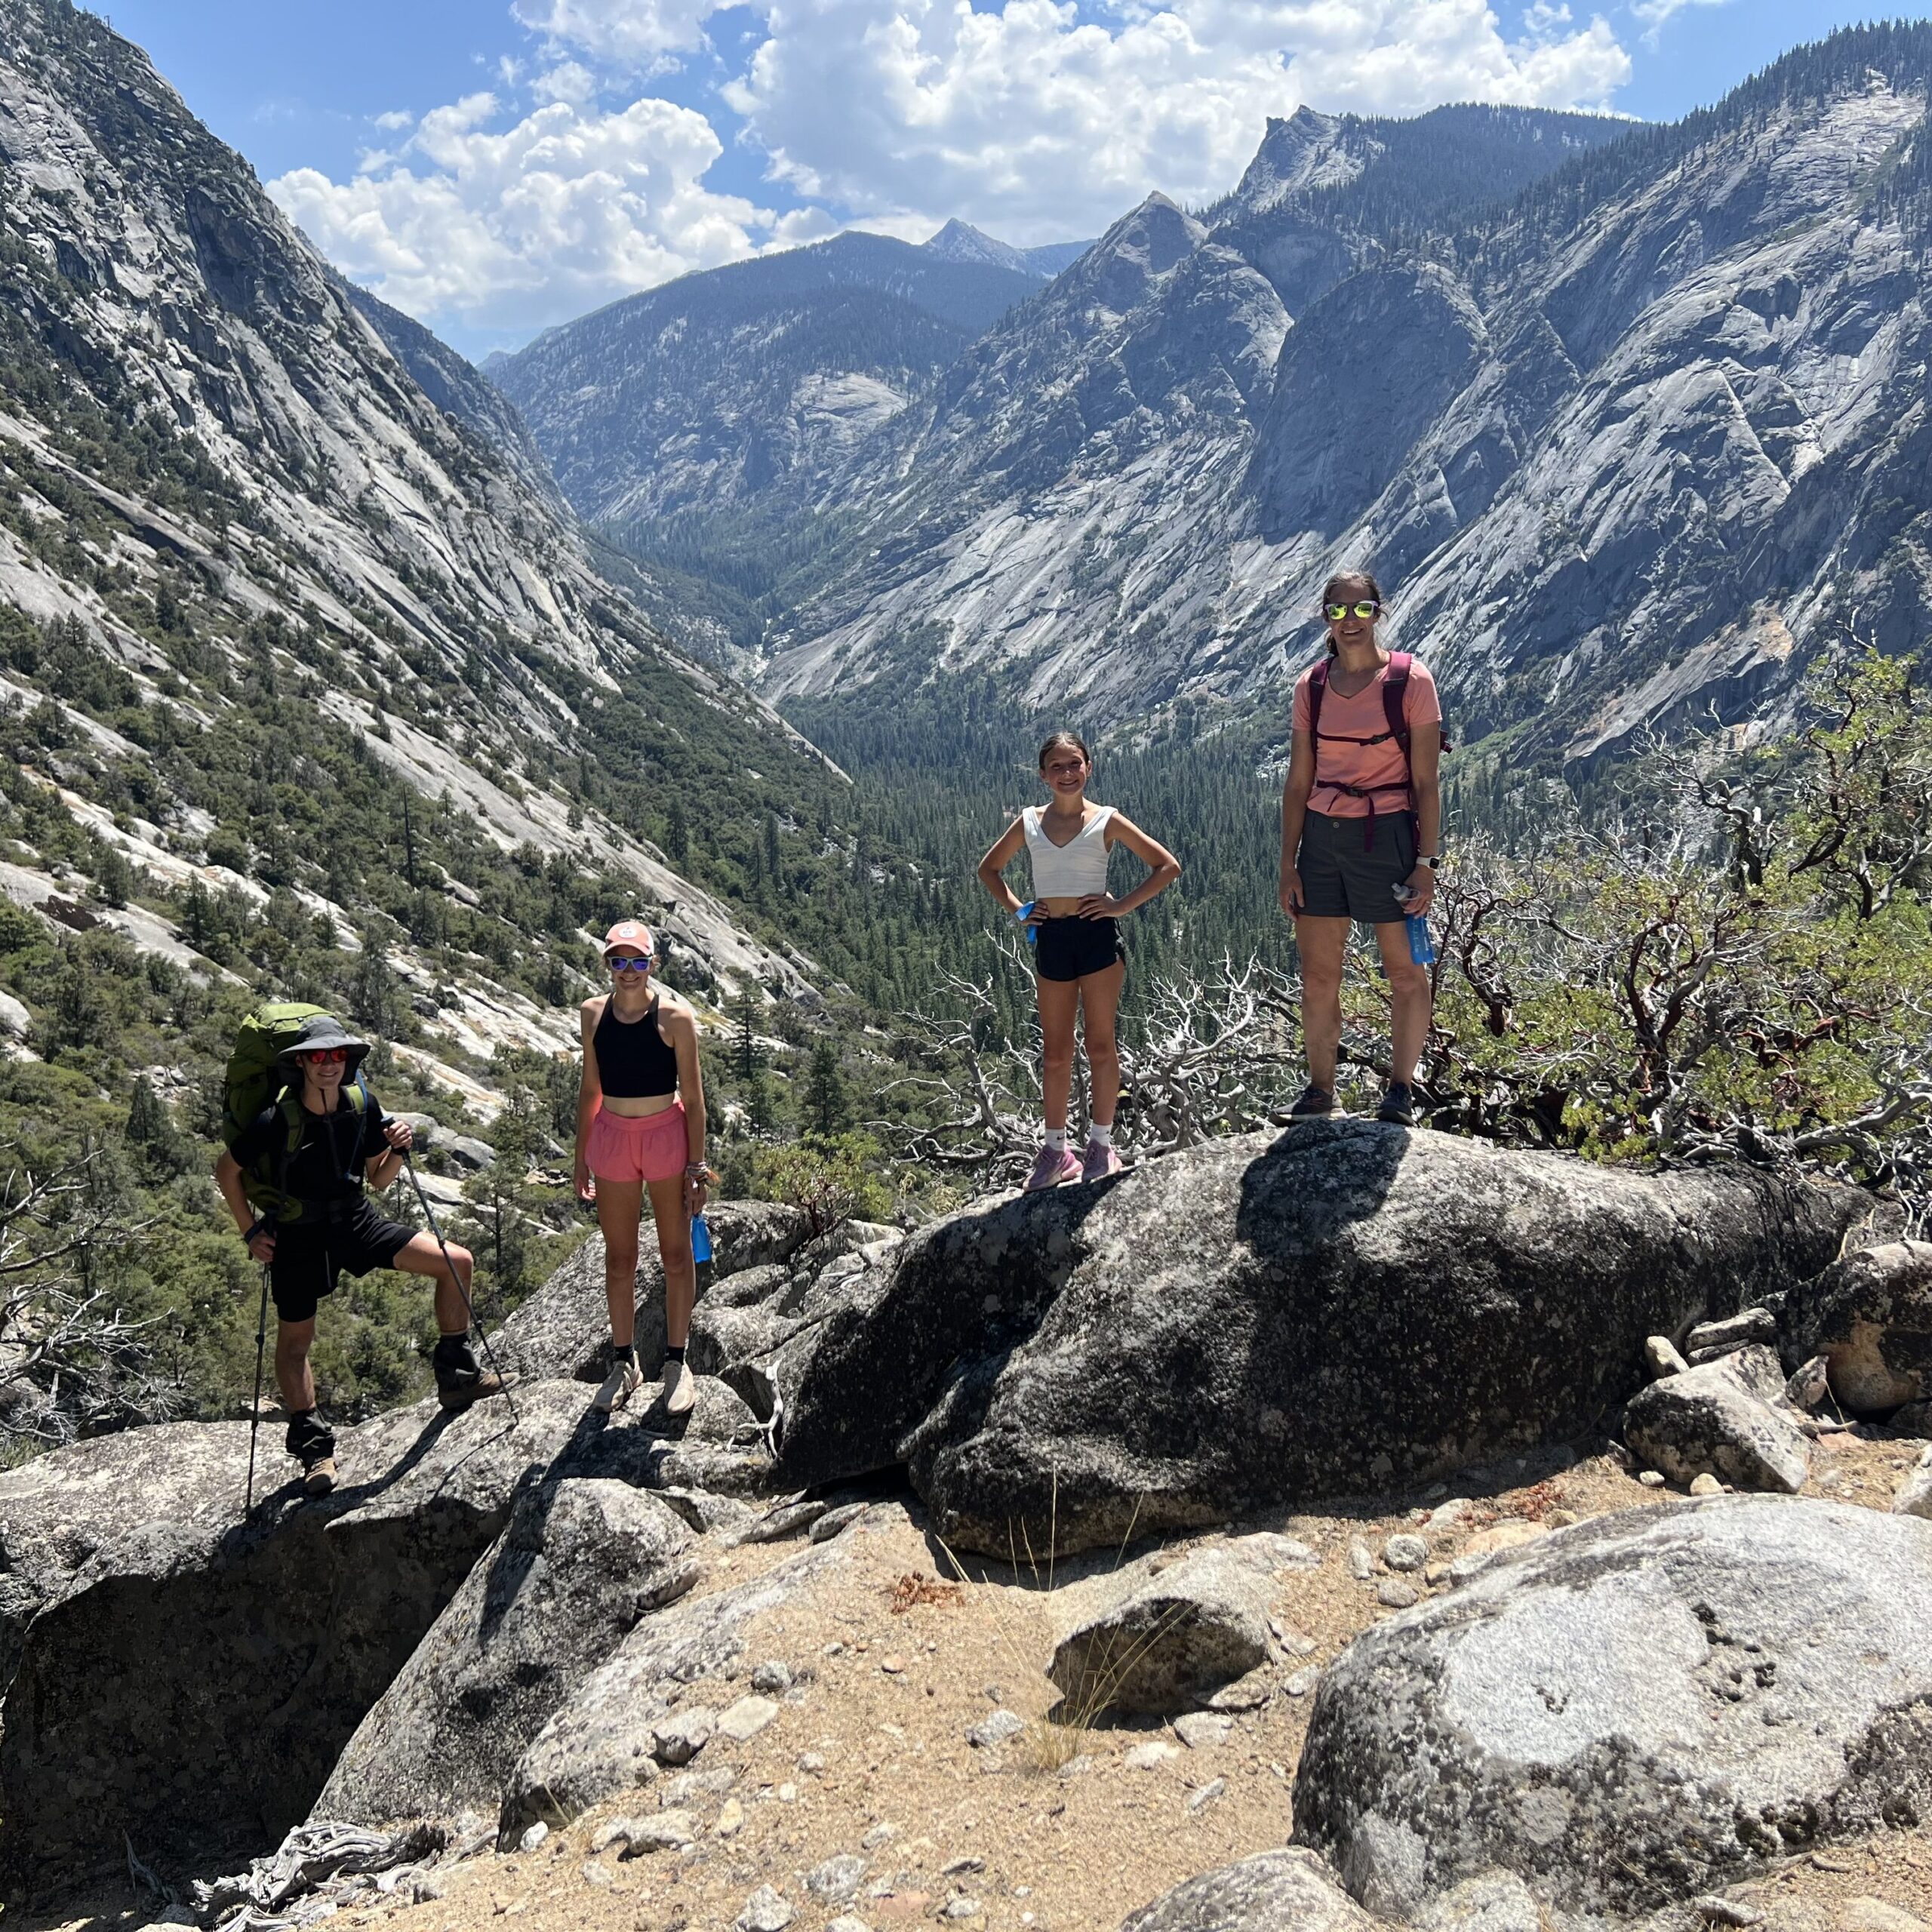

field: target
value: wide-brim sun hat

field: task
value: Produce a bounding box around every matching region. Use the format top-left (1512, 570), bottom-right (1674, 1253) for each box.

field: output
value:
top-left (277, 1011), bottom-right (371, 1072)
top-left (601, 919), bottom-right (656, 958)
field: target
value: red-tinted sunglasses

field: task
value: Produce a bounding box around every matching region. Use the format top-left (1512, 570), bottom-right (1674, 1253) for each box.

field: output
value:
top-left (299, 1046), bottom-right (349, 1064)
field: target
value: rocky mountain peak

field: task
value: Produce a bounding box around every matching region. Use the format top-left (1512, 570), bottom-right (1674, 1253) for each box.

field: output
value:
top-left (1232, 104), bottom-right (1367, 211)
top-left (921, 217), bottom-right (1034, 277)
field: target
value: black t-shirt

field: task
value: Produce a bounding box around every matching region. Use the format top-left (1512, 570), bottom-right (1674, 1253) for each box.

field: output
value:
top-left (232, 1086), bottom-right (389, 1207)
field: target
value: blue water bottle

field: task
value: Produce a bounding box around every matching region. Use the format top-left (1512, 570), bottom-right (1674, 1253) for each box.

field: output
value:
top-left (1016, 900), bottom-right (1038, 948)
top-left (690, 1212), bottom-right (712, 1264)
top-left (1395, 885), bottom-right (1435, 967)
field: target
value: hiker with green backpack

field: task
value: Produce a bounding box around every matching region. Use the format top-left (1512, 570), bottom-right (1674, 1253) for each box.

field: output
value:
top-left (213, 1004), bottom-right (506, 1497)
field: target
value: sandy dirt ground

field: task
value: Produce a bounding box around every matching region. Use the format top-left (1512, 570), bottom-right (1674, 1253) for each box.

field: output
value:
top-left (27, 1432), bottom-right (1932, 1932)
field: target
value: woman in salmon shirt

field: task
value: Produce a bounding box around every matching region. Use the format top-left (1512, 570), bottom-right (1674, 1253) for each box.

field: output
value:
top-left (1276, 570), bottom-right (1442, 1126)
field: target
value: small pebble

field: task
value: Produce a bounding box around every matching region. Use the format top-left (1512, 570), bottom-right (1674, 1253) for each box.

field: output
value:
top-left (752, 1661), bottom-right (794, 1694)
top-left (861, 1824), bottom-right (897, 1850)
top-left (1638, 1470), bottom-right (1666, 1489)
top-left (1057, 1753), bottom-right (1094, 1780)
top-left (1286, 1666), bottom-right (1321, 1697)
top-left (1173, 1712), bottom-right (1232, 1749)
top-left (715, 1799), bottom-right (745, 1838)
top-left (777, 1781), bottom-right (798, 1803)
top-left (624, 1812), bottom-right (697, 1854)
top-left (881, 1656), bottom-right (905, 1675)
top-left (827, 1919), bottom-right (873, 1932)
top-left (1124, 1742), bottom-right (1177, 1770)
top-left (1689, 1473), bottom-right (1723, 1497)
top-left (941, 1857), bottom-right (985, 1876)
top-left (737, 1884), bottom-right (795, 1932)
top-left (517, 1823), bottom-right (548, 1854)
top-left (581, 1862), bottom-right (612, 1889)
top-left (1346, 1539), bottom-right (1374, 1580)
top-left (804, 1855), bottom-right (868, 1903)
top-left (966, 1710), bottom-right (1025, 1749)
top-left (717, 1695), bottom-right (780, 1743)
top-left (1383, 1534), bottom-right (1429, 1573)
top-left (1186, 1778), bottom-right (1227, 1813)
top-left (941, 1900), bottom-right (983, 1921)
top-left (797, 1751), bottom-right (826, 1773)
top-left (1693, 1898), bottom-right (1764, 1927)
top-left (1377, 1580), bottom-right (1420, 1609)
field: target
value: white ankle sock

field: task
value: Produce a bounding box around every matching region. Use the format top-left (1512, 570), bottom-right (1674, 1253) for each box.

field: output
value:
top-left (1088, 1122), bottom-right (1113, 1146)
top-left (1044, 1128), bottom-right (1068, 1152)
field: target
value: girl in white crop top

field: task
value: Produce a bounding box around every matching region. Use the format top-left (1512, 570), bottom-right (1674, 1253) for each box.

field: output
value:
top-left (977, 731), bottom-right (1181, 1192)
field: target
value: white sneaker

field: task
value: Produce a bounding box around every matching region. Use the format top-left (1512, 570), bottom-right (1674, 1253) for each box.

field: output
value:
top-left (663, 1358), bottom-right (696, 1417)
top-left (595, 1356), bottom-right (643, 1414)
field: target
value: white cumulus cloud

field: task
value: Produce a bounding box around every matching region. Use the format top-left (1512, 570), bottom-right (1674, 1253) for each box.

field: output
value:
top-left (269, 90), bottom-right (773, 332)
top-left (721, 0), bottom-right (1632, 244)
top-left (273, 0), bottom-right (1635, 339)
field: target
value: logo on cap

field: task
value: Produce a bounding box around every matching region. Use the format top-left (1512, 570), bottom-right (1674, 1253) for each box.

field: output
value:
top-left (601, 920), bottom-right (654, 955)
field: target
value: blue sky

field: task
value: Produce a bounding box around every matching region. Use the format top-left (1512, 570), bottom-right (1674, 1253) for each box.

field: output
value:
top-left (100, 0), bottom-right (1894, 358)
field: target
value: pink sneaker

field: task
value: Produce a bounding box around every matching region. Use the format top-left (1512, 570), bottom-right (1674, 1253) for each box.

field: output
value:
top-left (1024, 1144), bottom-right (1082, 1191)
top-left (1081, 1141), bottom-right (1123, 1182)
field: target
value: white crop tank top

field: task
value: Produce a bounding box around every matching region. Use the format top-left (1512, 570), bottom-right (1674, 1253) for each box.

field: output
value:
top-left (1023, 805), bottom-right (1115, 899)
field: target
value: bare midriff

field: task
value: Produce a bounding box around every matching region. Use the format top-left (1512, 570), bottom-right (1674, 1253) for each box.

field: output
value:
top-left (1034, 896), bottom-right (1095, 917)
top-left (599, 1092), bottom-right (679, 1118)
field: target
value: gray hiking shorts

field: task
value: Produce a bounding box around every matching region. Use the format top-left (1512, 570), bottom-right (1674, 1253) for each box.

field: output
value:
top-left (1295, 809), bottom-right (1416, 924)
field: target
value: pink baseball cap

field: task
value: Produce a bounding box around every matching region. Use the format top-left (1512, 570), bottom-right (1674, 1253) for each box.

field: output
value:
top-left (600, 920), bottom-right (655, 957)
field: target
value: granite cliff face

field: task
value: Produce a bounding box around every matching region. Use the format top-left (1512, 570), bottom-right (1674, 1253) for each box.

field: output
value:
top-left (741, 37), bottom-right (1932, 773)
top-left (0, 0), bottom-right (835, 1047)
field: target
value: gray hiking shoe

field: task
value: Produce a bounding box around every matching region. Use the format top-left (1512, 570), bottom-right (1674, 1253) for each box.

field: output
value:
top-left (595, 1356), bottom-right (644, 1414)
top-left (1288, 1084), bottom-right (1337, 1118)
top-left (1377, 1083), bottom-right (1418, 1126)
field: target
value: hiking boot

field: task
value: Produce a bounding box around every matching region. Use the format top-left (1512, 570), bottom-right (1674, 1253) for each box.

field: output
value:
top-left (595, 1356), bottom-right (644, 1415)
top-left (1377, 1083), bottom-right (1418, 1127)
top-left (1288, 1084), bottom-right (1337, 1118)
top-left (1081, 1140), bottom-right (1123, 1182)
top-left (662, 1358), bottom-right (696, 1417)
top-left (303, 1455), bottom-right (337, 1498)
top-left (1023, 1144), bottom-right (1081, 1191)
top-left (433, 1337), bottom-right (508, 1411)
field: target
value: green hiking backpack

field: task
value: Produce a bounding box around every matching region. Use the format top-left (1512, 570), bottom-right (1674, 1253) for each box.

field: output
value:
top-left (222, 1002), bottom-right (371, 1220)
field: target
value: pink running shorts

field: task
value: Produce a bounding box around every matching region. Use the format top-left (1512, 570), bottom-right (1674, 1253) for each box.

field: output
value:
top-left (586, 1101), bottom-right (688, 1185)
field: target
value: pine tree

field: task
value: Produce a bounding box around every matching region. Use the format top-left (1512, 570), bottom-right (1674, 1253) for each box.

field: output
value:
top-left (801, 1038), bottom-right (851, 1138)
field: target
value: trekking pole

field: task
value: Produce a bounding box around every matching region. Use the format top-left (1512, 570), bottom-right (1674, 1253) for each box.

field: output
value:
top-left (401, 1149), bottom-right (518, 1423)
top-left (244, 1257), bottom-right (271, 1515)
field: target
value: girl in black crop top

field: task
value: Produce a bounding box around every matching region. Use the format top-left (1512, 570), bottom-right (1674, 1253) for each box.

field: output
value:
top-left (574, 918), bottom-right (709, 1418)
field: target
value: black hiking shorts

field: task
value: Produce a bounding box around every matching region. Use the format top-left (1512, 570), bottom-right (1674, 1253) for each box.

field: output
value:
top-left (1035, 916), bottom-right (1123, 983)
top-left (1295, 809), bottom-right (1417, 924)
top-left (269, 1199), bottom-right (414, 1324)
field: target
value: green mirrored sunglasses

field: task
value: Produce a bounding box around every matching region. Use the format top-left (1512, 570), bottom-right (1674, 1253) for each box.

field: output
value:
top-left (1324, 601), bottom-right (1381, 622)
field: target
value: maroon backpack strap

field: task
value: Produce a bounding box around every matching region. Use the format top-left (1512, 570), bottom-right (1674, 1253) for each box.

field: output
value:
top-left (1381, 651), bottom-right (1413, 757)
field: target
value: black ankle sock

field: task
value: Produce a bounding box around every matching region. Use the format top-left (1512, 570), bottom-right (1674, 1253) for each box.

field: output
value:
top-left (665, 1344), bottom-right (687, 1365)
top-left (613, 1343), bottom-right (635, 1364)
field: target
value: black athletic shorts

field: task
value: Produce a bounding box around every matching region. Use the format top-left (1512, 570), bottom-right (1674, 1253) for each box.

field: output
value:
top-left (1296, 809), bottom-right (1417, 923)
top-left (1035, 916), bottom-right (1123, 983)
top-left (268, 1198), bottom-right (415, 1324)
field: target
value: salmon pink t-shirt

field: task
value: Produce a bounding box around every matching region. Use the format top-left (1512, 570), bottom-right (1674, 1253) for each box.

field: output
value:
top-left (1291, 657), bottom-right (1441, 818)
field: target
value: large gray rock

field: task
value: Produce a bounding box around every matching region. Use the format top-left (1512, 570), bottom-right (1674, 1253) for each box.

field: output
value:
top-left (774, 1124), bottom-right (1855, 1555)
top-left (0, 1360), bottom-right (774, 1899)
top-left (1621, 1346), bottom-right (1810, 1492)
top-left (1118, 1849), bottom-right (1375, 1932)
top-left (313, 1479), bottom-right (700, 1826)
top-left (495, 1201), bottom-right (811, 1386)
top-left (1781, 1241), bottom-right (1932, 1413)
top-left (0, 1381), bottom-right (589, 1899)
top-left (1292, 1497), bottom-right (1932, 1922)
top-left (1048, 1546), bottom-right (1287, 1716)
top-left (501, 1539), bottom-right (848, 1838)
